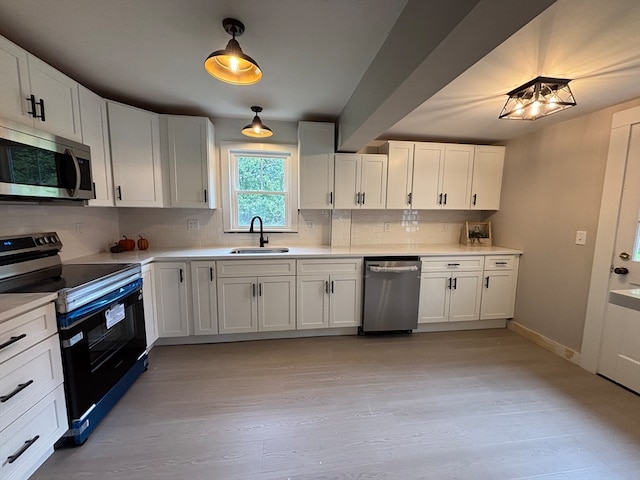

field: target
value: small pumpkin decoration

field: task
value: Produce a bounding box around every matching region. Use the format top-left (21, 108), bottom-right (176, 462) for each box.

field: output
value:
top-left (110, 242), bottom-right (125, 253)
top-left (118, 235), bottom-right (135, 251)
top-left (137, 235), bottom-right (149, 251)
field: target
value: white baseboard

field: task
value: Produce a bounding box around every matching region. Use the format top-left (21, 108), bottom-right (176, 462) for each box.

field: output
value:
top-left (507, 320), bottom-right (581, 365)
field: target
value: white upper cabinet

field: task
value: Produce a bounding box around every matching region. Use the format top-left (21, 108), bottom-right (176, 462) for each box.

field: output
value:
top-left (334, 153), bottom-right (387, 209)
top-left (78, 85), bottom-right (114, 206)
top-left (440, 144), bottom-right (474, 209)
top-left (470, 146), bottom-right (505, 210)
top-left (108, 101), bottom-right (163, 207)
top-left (165, 115), bottom-right (216, 209)
top-left (0, 35), bottom-right (81, 141)
top-left (298, 121), bottom-right (335, 209)
top-left (383, 141), bottom-right (503, 211)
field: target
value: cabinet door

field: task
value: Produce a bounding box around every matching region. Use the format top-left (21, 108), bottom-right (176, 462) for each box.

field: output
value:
top-left (141, 264), bottom-right (158, 347)
top-left (360, 154), bottom-right (387, 209)
top-left (167, 116), bottom-right (215, 208)
top-left (296, 275), bottom-right (330, 329)
top-left (329, 274), bottom-right (361, 327)
top-left (470, 146), bottom-right (504, 210)
top-left (155, 262), bottom-right (190, 337)
top-left (258, 276), bottom-right (295, 331)
top-left (191, 261), bottom-right (218, 335)
top-left (78, 85), bottom-right (114, 207)
top-left (449, 271), bottom-right (483, 322)
top-left (217, 277), bottom-right (258, 334)
top-left (385, 141), bottom-right (414, 209)
top-left (108, 102), bottom-right (163, 207)
top-left (480, 270), bottom-right (516, 320)
top-left (441, 144), bottom-right (474, 209)
top-left (298, 121), bottom-right (335, 209)
top-left (418, 272), bottom-right (450, 323)
top-left (334, 154), bottom-right (361, 209)
top-left (0, 36), bottom-right (32, 125)
top-left (411, 143), bottom-right (445, 209)
top-left (27, 54), bottom-right (81, 141)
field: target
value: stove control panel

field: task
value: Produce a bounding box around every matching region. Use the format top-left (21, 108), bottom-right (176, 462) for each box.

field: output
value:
top-left (0, 232), bottom-right (62, 257)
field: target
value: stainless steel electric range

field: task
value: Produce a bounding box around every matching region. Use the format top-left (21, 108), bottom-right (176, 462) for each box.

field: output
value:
top-left (0, 232), bottom-right (148, 445)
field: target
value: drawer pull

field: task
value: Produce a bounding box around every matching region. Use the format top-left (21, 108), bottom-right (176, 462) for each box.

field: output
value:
top-left (0, 333), bottom-right (27, 351)
top-left (495, 262), bottom-right (508, 265)
top-left (447, 263), bottom-right (460, 267)
top-left (7, 435), bottom-right (40, 464)
top-left (0, 379), bottom-right (34, 403)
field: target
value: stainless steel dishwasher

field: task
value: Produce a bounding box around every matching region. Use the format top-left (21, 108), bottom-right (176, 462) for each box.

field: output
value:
top-left (361, 257), bottom-right (421, 334)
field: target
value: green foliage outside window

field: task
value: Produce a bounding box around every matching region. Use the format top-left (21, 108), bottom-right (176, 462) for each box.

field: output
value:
top-left (236, 156), bottom-right (287, 227)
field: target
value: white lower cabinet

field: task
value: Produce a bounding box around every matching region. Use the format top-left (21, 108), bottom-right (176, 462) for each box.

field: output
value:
top-left (141, 264), bottom-right (158, 347)
top-left (0, 300), bottom-right (67, 480)
top-left (296, 259), bottom-right (362, 329)
top-left (154, 262), bottom-right (190, 337)
top-left (418, 257), bottom-right (484, 323)
top-left (190, 261), bottom-right (218, 335)
top-left (216, 260), bottom-right (296, 334)
top-left (480, 255), bottom-right (518, 320)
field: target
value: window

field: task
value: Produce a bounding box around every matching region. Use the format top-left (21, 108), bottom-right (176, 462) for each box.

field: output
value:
top-left (221, 142), bottom-right (298, 232)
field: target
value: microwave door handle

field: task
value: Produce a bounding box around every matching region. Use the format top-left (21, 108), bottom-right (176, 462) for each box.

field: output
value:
top-left (64, 148), bottom-right (81, 198)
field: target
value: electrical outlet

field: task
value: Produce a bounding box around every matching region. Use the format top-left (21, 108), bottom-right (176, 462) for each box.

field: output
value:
top-left (75, 222), bottom-right (83, 236)
top-left (575, 230), bottom-right (587, 245)
top-left (187, 219), bottom-right (199, 231)
top-left (384, 223), bottom-right (390, 232)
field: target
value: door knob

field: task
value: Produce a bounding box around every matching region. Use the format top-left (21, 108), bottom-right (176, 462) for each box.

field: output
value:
top-left (613, 267), bottom-right (629, 275)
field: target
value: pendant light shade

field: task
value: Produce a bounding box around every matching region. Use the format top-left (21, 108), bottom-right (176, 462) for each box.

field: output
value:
top-left (242, 106), bottom-right (273, 138)
top-left (204, 18), bottom-right (262, 85)
top-left (499, 77), bottom-right (576, 120)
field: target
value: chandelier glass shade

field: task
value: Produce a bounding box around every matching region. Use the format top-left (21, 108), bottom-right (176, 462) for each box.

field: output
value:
top-left (499, 77), bottom-right (576, 120)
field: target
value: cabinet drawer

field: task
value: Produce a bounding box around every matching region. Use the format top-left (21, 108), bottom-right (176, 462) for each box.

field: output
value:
top-left (0, 335), bottom-right (64, 432)
top-left (484, 255), bottom-right (516, 270)
top-left (0, 384), bottom-right (67, 480)
top-left (0, 303), bottom-right (57, 364)
top-left (217, 260), bottom-right (296, 277)
top-left (420, 256), bottom-right (484, 272)
top-left (297, 258), bottom-right (362, 275)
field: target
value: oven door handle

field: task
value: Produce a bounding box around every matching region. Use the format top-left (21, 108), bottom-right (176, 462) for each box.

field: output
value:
top-left (57, 278), bottom-right (142, 330)
top-left (64, 148), bottom-right (81, 198)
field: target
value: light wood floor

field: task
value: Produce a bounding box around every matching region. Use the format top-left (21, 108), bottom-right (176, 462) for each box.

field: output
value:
top-left (32, 329), bottom-right (640, 480)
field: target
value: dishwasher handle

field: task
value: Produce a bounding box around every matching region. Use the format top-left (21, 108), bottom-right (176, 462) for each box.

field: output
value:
top-left (368, 265), bottom-right (419, 273)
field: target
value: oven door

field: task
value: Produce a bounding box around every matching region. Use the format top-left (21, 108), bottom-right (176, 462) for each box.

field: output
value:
top-left (57, 279), bottom-right (146, 420)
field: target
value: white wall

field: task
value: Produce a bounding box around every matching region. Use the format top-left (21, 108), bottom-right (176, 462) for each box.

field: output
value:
top-left (488, 97), bottom-right (640, 352)
top-left (0, 204), bottom-right (119, 261)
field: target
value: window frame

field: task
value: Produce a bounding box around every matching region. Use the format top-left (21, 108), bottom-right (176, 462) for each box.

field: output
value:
top-left (221, 142), bottom-right (298, 233)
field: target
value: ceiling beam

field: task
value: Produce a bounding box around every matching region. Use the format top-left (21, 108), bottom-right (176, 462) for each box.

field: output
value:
top-left (337, 0), bottom-right (558, 152)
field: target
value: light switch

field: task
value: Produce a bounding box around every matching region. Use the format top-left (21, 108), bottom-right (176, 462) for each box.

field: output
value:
top-left (575, 230), bottom-right (587, 245)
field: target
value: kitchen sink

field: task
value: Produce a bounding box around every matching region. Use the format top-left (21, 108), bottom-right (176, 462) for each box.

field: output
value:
top-left (228, 247), bottom-right (290, 254)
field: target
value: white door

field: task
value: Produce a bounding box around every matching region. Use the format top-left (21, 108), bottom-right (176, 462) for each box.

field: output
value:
top-left (0, 37), bottom-right (32, 125)
top-left (141, 264), bottom-right (158, 347)
top-left (334, 154), bottom-right (361, 208)
top-left (191, 261), bottom-right (218, 335)
top-left (470, 146), bottom-right (505, 210)
top-left (441, 144), bottom-right (474, 209)
top-left (480, 270), bottom-right (516, 320)
top-left (385, 141), bottom-right (414, 209)
top-left (297, 275), bottom-right (330, 329)
top-left (155, 262), bottom-right (189, 337)
top-left (258, 276), bottom-right (296, 332)
top-left (412, 143), bottom-right (445, 209)
top-left (448, 271), bottom-right (482, 322)
top-left (298, 121), bottom-right (335, 209)
top-left (329, 274), bottom-right (361, 327)
top-left (217, 277), bottom-right (258, 334)
top-left (360, 154), bottom-right (388, 209)
top-left (418, 272), bottom-right (450, 323)
top-left (598, 119), bottom-right (640, 393)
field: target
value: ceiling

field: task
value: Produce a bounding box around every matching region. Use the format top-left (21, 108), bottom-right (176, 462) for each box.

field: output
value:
top-left (0, 0), bottom-right (638, 151)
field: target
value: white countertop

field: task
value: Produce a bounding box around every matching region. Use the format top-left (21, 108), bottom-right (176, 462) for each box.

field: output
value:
top-left (0, 292), bottom-right (58, 323)
top-left (66, 244), bottom-right (523, 265)
top-left (609, 288), bottom-right (640, 312)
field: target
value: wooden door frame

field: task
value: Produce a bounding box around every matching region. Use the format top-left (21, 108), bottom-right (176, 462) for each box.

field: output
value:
top-left (581, 106), bottom-right (640, 372)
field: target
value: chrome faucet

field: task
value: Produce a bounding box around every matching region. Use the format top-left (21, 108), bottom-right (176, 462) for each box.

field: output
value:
top-left (249, 216), bottom-right (269, 247)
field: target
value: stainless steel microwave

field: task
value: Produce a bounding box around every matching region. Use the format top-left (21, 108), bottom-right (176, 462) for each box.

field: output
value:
top-left (0, 119), bottom-right (94, 202)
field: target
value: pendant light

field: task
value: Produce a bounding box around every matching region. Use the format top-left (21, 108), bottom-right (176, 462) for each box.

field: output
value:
top-left (242, 106), bottom-right (273, 138)
top-left (204, 18), bottom-right (262, 85)
top-left (499, 77), bottom-right (576, 120)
